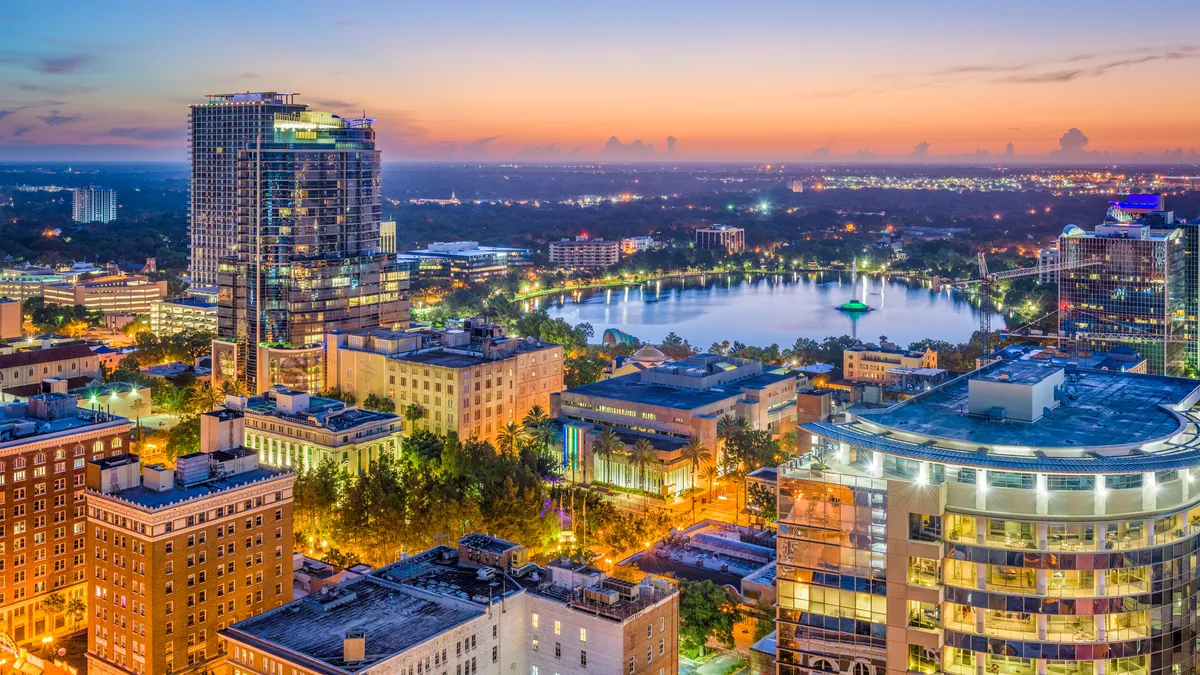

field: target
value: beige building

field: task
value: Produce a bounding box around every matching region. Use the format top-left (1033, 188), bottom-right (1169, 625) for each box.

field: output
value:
top-left (843, 340), bottom-right (937, 382)
top-left (549, 238), bottom-right (621, 270)
top-left (232, 386), bottom-right (404, 474)
top-left (149, 298), bottom-right (217, 336)
top-left (0, 298), bottom-right (20, 340)
top-left (380, 220), bottom-right (397, 254)
top-left (326, 319), bottom-right (564, 445)
top-left (0, 343), bottom-right (101, 400)
top-left (223, 533), bottom-right (678, 675)
top-left (43, 274), bottom-right (167, 316)
top-left (85, 409), bottom-right (295, 675)
top-left (695, 224), bottom-right (745, 253)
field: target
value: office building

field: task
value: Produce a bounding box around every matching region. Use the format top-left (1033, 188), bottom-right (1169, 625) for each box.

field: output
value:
top-left (201, 94), bottom-right (410, 392)
top-left (325, 318), bottom-right (563, 444)
top-left (548, 237), bottom-right (621, 270)
top-left (778, 358), bottom-right (1200, 675)
top-left (43, 274), bottom-right (167, 317)
top-left (403, 241), bottom-right (532, 282)
top-left (233, 385), bottom-right (403, 474)
top-left (85, 408), bottom-right (295, 675)
top-left (0, 392), bottom-right (131, 644)
top-left (552, 354), bottom-right (797, 493)
top-left (222, 533), bottom-right (678, 675)
top-left (72, 186), bottom-right (117, 224)
top-left (695, 225), bottom-right (745, 253)
top-left (1058, 201), bottom-right (1188, 376)
top-left (380, 220), bottom-right (397, 254)
top-left (149, 297), bottom-right (218, 336)
top-left (843, 340), bottom-right (937, 382)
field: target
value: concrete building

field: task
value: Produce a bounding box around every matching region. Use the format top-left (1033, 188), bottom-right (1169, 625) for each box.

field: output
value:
top-left (553, 354), bottom-right (797, 494)
top-left (231, 385), bottom-right (403, 474)
top-left (70, 381), bottom-right (152, 421)
top-left (0, 392), bottom-right (131, 644)
top-left (403, 241), bottom-right (532, 282)
top-left (149, 298), bottom-right (217, 336)
top-left (223, 533), bottom-right (678, 675)
top-left (843, 340), bottom-right (937, 382)
top-left (326, 319), bottom-right (564, 444)
top-left (0, 298), bottom-right (20, 340)
top-left (549, 237), bottom-right (621, 270)
top-left (380, 220), bottom-right (397, 254)
top-left (42, 274), bottom-right (167, 316)
top-left (778, 358), bottom-right (1200, 675)
top-left (85, 408), bottom-right (295, 675)
top-left (0, 270), bottom-right (68, 304)
top-left (621, 236), bottom-right (656, 254)
top-left (0, 343), bottom-right (100, 400)
top-left (72, 186), bottom-right (117, 224)
top-left (1058, 202), bottom-right (1188, 376)
top-left (695, 225), bottom-right (745, 253)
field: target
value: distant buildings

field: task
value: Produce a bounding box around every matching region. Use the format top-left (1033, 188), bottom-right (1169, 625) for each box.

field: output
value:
top-left (232, 385), bottom-right (404, 474)
top-left (403, 241), bottom-right (532, 283)
top-left (788, 179), bottom-right (804, 193)
top-left (43, 273), bottom-right (167, 316)
top-left (553, 353), bottom-right (797, 494)
top-left (1058, 198), bottom-right (1188, 376)
top-left (842, 340), bottom-right (937, 382)
top-left (326, 318), bottom-right (563, 444)
top-left (694, 224), bottom-right (745, 253)
top-left (222, 533), bottom-right (678, 675)
top-left (196, 93), bottom-right (410, 392)
top-left (85, 408), bottom-right (295, 675)
top-left (620, 236), bottom-right (656, 254)
top-left (72, 186), bottom-right (117, 223)
top-left (149, 297), bottom-right (218, 336)
top-left (549, 237), bottom-right (621, 270)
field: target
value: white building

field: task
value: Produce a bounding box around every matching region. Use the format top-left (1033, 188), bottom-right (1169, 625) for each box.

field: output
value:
top-left (72, 186), bottom-right (117, 223)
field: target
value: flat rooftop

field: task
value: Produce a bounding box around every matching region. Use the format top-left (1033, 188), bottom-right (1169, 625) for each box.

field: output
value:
top-left (91, 465), bottom-right (291, 511)
top-left (563, 373), bottom-right (738, 410)
top-left (974, 360), bottom-right (1060, 385)
top-left (224, 576), bottom-right (481, 675)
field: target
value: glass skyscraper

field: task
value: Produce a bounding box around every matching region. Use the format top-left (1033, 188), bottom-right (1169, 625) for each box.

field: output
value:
top-left (195, 94), bottom-right (409, 391)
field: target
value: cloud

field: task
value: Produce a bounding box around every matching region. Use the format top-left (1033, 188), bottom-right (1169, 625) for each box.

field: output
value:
top-left (36, 54), bottom-right (95, 74)
top-left (236, 72), bottom-right (258, 79)
top-left (516, 143), bottom-right (566, 160)
top-left (459, 135), bottom-right (500, 158)
top-left (810, 146), bottom-right (830, 158)
top-left (38, 110), bottom-right (80, 126)
top-left (108, 126), bottom-right (181, 142)
top-left (1000, 49), bottom-right (1198, 84)
top-left (10, 126), bottom-right (32, 137)
top-left (599, 136), bottom-right (656, 158)
top-left (310, 98), bottom-right (357, 110)
top-left (0, 110), bottom-right (13, 121)
top-left (666, 136), bottom-right (677, 154)
top-left (912, 141), bottom-right (930, 157)
top-left (1003, 142), bottom-right (1015, 157)
top-left (1049, 128), bottom-right (1093, 157)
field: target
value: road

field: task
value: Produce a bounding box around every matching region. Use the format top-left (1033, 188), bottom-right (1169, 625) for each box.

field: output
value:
top-left (680, 650), bottom-right (746, 675)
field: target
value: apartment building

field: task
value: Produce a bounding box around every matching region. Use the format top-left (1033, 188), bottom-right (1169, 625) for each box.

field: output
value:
top-left (43, 275), bottom-right (167, 317)
top-left (326, 319), bottom-right (563, 445)
top-left (552, 353), bottom-right (797, 494)
top-left (232, 386), bottom-right (403, 474)
top-left (221, 533), bottom-right (678, 675)
top-left (778, 358), bottom-right (1200, 675)
top-left (548, 238), bottom-right (621, 270)
top-left (0, 392), bottom-right (131, 645)
top-left (843, 340), bottom-right (937, 382)
top-left (85, 409), bottom-right (295, 675)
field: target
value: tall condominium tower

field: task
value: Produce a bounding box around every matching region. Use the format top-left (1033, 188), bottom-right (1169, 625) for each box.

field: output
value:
top-left (778, 358), bottom-right (1200, 675)
top-left (72, 186), bottom-right (117, 223)
top-left (1058, 198), bottom-right (1189, 377)
top-left (198, 93), bottom-right (410, 393)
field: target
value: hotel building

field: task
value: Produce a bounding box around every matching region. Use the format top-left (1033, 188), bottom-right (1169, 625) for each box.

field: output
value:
top-left (222, 533), bottom-right (678, 675)
top-left (325, 319), bottom-right (563, 444)
top-left (777, 358), bottom-right (1200, 675)
top-left (552, 354), bottom-right (796, 494)
top-left (233, 386), bottom-right (403, 474)
top-left (548, 238), bottom-right (621, 270)
top-left (85, 409), bottom-right (295, 675)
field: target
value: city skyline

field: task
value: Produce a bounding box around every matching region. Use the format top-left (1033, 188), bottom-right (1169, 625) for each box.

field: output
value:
top-left (1, 1), bottom-right (1199, 162)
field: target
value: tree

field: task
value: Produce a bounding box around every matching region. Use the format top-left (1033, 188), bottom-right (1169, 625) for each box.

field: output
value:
top-left (700, 464), bottom-right (718, 502)
top-left (117, 354), bottom-right (141, 373)
top-left (592, 428), bottom-right (624, 485)
top-left (747, 482), bottom-right (777, 525)
top-left (404, 403), bottom-right (424, 433)
top-left (628, 438), bottom-right (657, 511)
top-left (751, 597), bottom-right (775, 641)
top-left (678, 579), bottom-right (742, 657)
top-left (65, 596), bottom-right (86, 631)
top-left (187, 382), bottom-right (222, 414)
top-left (166, 415), bottom-right (201, 459)
top-left (363, 393), bottom-right (396, 413)
top-left (497, 422), bottom-right (527, 456)
top-left (680, 436), bottom-right (711, 524)
top-left (322, 388), bottom-right (356, 404)
top-left (42, 591), bottom-right (65, 630)
top-left (522, 405), bottom-right (549, 429)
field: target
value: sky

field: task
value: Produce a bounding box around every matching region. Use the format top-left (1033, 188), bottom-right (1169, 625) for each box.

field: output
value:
top-left (1, 0), bottom-right (1199, 162)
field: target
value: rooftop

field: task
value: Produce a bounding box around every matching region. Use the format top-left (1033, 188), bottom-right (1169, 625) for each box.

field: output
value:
top-left (90, 463), bottom-right (291, 511)
top-left (224, 576), bottom-right (481, 675)
top-left (244, 393), bottom-right (399, 433)
top-left (563, 368), bottom-right (792, 411)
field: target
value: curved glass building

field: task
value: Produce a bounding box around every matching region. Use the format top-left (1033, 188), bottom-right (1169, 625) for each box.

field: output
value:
top-left (777, 358), bottom-right (1200, 675)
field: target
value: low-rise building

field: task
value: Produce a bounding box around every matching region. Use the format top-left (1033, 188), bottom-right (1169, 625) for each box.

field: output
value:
top-left (0, 298), bottom-right (20, 340)
top-left (43, 274), bottom-right (167, 316)
top-left (695, 224), bottom-right (744, 253)
top-left (404, 241), bottom-right (532, 282)
top-left (843, 339), bottom-right (937, 382)
top-left (85, 409), bottom-right (294, 675)
top-left (70, 381), bottom-right (152, 420)
top-left (620, 236), bottom-right (656, 254)
top-left (553, 354), bottom-right (797, 494)
top-left (0, 343), bottom-right (100, 400)
top-left (0, 270), bottom-right (70, 303)
top-left (231, 386), bottom-right (403, 474)
top-left (223, 533), bottom-right (679, 675)
top-left (549, 237), bottom-right (621, 269)
top-left (326, 318), bottom-right (564, 444)
top-left (149, 298), bottom-right (218, 336)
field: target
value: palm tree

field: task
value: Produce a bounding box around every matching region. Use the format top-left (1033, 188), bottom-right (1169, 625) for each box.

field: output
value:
top-left (220, 378), bottom-right (249, 396)
top-left (497, 422), bottom-right (527, 456)
top-left (403, 403), bottom-right (424, 433)
top-left (187, 382), bottom-right (222, 414)
top-left (628, 438), bottom-right (657, 512)
top-left (700, 464), bottom-right (719, 502)
top-left (592, 428), bottom-right (623, 485)
top-left (681, 436), bottom-right (712, 524)
top-left (522, 405), bottom-right (549, 429)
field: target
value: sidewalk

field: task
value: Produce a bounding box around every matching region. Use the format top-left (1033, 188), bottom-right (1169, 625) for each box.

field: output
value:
top-left (680, 650), bottom-right (745, 675)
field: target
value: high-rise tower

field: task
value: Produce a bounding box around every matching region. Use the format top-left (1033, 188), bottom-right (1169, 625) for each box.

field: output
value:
top-left (197, 93), bottom-right (409, 393)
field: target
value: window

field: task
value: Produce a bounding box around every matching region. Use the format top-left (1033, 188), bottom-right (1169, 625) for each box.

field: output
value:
top-left (531, 637), bottom-right (538, 652)
top-left (1047, 475), bottom-right (1095, 491)
top-left (531, 612), bottom-right (539, 629)
top-left (1106, 474), bottom-right (1143, 490)
top-left (987, 471), bottom-right (1035, 490)
top-left (580, 651), bottom-right (586, 667)
top-left (579, 628), bottom-right (586, 642)
top-left (553, 620), bottom-right (561, 635)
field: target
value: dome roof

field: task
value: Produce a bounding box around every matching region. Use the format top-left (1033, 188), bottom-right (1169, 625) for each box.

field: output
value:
top-left (631, 345), bottom-right (668, 363)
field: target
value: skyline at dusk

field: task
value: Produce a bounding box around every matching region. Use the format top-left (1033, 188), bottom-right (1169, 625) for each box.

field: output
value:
top-left (2, 1), bottom-right (1200, 162)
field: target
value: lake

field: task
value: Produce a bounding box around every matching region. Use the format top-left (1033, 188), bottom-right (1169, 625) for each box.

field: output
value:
top-left (528, 272), bottom-right (999, 349)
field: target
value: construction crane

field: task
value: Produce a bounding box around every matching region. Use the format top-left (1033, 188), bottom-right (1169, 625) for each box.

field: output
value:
top-left (953, 252), bottom-right (1101, 356)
